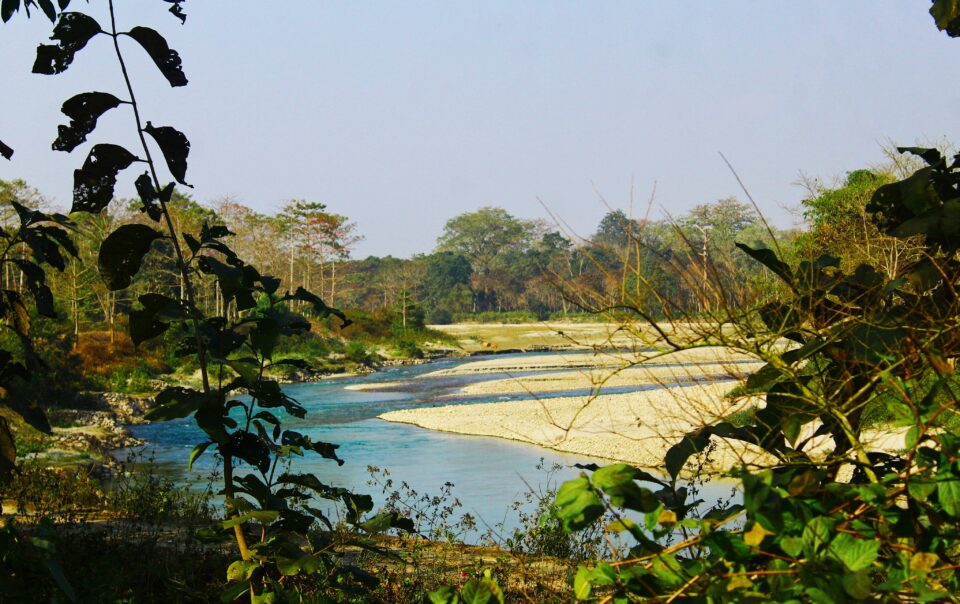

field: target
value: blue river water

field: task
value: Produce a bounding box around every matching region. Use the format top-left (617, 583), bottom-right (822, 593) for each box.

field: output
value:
top-left (125, 353), bottom-right (736, 541)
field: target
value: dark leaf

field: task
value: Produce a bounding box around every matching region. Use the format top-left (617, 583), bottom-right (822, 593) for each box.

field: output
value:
top-left (281, 430), bottom-right (343, 465)
top-left (0, 138), bottom-right (12, 160)
top-left (163, 0), bottom-right (186, 23)
top-left (36, 0), bottom-right (54, 22)
top-left (72, 144), bottom-right (140, 213)
top-left (143, 122), bottom-right (191, 185)
top-left (125, 26), bottom-right (187, 87)
top-left (1, 0), bottom-right (20, 23)
top-left (53, 92), bottom-right (123, 152)
top-left (286, 287), bottom-right (351, 327)
top-left (198, 256), bottom-right (243, 300)
top-left (12, 260), bottom-right (54, 317)
top-left (146, 386), bottom-right (208, 421)
top-left (129, 307), bottom-right (169, 345)
top-left (32, 12), bottom-right (102, 75)
top-left (665, 428), bottom-right (714, 481)
top-left (133, 172), bottom-right (166, 221)
top-left (735, 242), bottom-right (793, 286)
top-left (98, 223), bottom-right (164, 290)
top-left (0, 290), bottom-right (30, 336)
top-left (0, 418), bottom-right (16, 483)
top-left (223, 431), bottom-right (270, 474)
top-left (250, 317), bottom-right (279, 360)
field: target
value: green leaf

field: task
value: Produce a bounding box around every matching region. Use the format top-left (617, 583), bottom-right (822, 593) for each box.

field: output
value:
top-left (937, 476), bottom-right (960, 517)
top-left (220, 581), bottom-right (249, 603)
top-left (591, 464), bottom-right (659, 512)
top-left (573, 566), bottom-right (592, 600)
top-left (460, 579), bottom-right (494, 604)
top-left (33, 12), bottom-right (102, 75)
top-left (226, 559), bottom-right (258, 582)
top-left (188, 441), bottom-right (212, 471)
top-left (780, 536), bottom-right (803, 558)
top-left (125, 26), bottom-right (188, 87)
top-left (828, 533), bottom-right (879, 572)
top-left (98, 224), bottom-right (164, 290)
top-left (842, 570), bottom-right (872, 599)
top-left (144, 122), bottom-right (191, 185)
top-left (72, 144), bottom-right (140, 213)
top-left (221, 510), bottom-right (278, 529)
top-left (53, 92), bottom-right (123, 152)
top-left (554, 476), bottom-right (605, 532)
top-left (428, 586), bottom-right (458, 604)
top-left (360, 511), bottom-right (415, 534)
top-left (801, 516), bottom-right (835, 554)
top-left (932, 0), bottom-right (960, 37)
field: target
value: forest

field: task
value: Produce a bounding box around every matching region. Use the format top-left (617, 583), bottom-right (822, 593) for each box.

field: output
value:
top-left (3, 1), bottom-right (960, 603)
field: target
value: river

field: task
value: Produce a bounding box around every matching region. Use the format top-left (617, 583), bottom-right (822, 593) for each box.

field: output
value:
top-left (126, 352), bottom-right (736, 542)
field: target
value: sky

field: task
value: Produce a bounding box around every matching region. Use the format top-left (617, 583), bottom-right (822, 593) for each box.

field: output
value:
top-left (2, 2), bottom-right (960, 258)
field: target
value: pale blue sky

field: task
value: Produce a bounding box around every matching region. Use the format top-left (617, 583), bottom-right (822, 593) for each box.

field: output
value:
top-left (2, 2), bottom-right (959, 257)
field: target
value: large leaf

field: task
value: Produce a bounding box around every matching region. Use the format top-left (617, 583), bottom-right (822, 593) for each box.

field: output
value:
top-left (1, 0), bottom-right (19, 23)
top-left (143, 122), bottom-right (190, 185)
top-left (98, 223), bottom-right (164, 290)
top-left (53, 92), bottom-right (123, 152)
top-left (932, 0), bottom-right (960, 37)
top-left (735, 242), bottom-right (793, 286)
top-left (32, 11), bottom-right (101, 75)
top-left (590, 464), bottom-right (659, 513)
top-left (125, 26), bottom-right (188, 87)
top-left (12, 260), bottom-right (54, 317)
top-left (286, 287), bottom-right (351, 327)
top-left (554, 476), bottom-right (605, 532)
top-left (72, 144), bottom-right (140, 213)
top-left (828, 533), bottom-right (879, 572)
top-left (145, 386), bottom-right (208, 421)
top-left (0, 138), bottom-right (12, 160)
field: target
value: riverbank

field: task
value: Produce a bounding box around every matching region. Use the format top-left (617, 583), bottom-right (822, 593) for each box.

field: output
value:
top-left (380, 381), bottom-right (764, 471)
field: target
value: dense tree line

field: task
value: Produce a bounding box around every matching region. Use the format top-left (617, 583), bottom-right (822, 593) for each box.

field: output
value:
top-left (5, 166), bottom-right (926, 336)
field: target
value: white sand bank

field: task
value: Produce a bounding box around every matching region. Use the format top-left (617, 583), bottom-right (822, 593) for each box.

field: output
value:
top-left (421, 346), bottom-right (758, 378)
top-left (459, 360), bottom-right (763, 396)
top-left (379, 383), bottom-right (766, 471)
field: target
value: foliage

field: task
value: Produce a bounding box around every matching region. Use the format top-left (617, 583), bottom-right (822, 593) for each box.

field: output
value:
top-left (4, 2), bottom-right (410, 601)
top-left (554, 145), bottom-right (960, 601)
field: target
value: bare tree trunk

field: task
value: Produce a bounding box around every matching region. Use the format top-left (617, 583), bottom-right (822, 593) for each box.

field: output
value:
top-left (288, 247), bottom-right (296, 309)
top-left (330, 260), bottom-right (336, 305)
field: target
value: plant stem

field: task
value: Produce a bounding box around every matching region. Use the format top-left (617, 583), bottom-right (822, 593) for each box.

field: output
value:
top-left (106, 0), bottom-right (249, 561)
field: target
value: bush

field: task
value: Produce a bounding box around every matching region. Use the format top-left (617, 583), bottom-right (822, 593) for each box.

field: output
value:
top-left (426, 308), bottom-right (453, 325)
